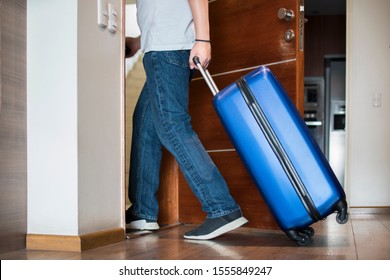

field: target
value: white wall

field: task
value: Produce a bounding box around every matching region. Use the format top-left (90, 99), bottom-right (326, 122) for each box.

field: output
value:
top-left (27, 0), bottom-right (124, 236)
top-left (125, 4), bottom-right (141, 74)
top-left (77, 0), bottom-right (124, 234)
top-left (125, 4), bottom-right (140, 37)
top-left (346, 0), bottom-right (390, 206)
top-left (27, 0), bottom-right (79, 235)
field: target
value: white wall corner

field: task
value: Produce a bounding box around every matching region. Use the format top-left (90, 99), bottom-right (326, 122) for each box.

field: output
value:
top-left (346, 0), bottom-right (390, 207)
top-left (27, 0), bottom-right (124, 236)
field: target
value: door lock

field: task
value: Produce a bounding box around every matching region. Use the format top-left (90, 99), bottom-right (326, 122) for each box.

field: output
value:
top-left (278, 8), bottom-right (295, 22)
top-left (284, 29), bottom-right (295, 42)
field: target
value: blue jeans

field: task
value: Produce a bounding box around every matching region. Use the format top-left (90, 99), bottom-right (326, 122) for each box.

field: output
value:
top-left (128, 50), bottom-right (240, 221)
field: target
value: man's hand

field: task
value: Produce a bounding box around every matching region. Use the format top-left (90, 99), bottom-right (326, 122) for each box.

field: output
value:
top-left (125, 37), bottom-right (141, 58)
top-left (188, 0), bottom-right (211, 69)
top-left (189, 41), bottom-right (211, 69)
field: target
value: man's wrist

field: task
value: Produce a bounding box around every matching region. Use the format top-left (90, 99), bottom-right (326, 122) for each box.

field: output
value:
top-left (195, 39), bottom-right (211, 43)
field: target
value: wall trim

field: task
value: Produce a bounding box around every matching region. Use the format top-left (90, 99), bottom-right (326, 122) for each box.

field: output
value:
top-left (26, 228), bottom-right (125, 252)
top-left (349, 207), bottom-right (390, 214)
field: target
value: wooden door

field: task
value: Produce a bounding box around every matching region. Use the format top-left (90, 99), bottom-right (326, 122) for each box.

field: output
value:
top-left (0, 0), bottom-right (27, 254)
top-left (159, 0), bottom-right (305, 229)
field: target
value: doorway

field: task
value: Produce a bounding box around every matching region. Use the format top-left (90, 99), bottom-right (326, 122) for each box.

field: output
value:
top-left (304, 0), bottom-right (347, 186)
top-left (124, 2), bottom-right (143, 211)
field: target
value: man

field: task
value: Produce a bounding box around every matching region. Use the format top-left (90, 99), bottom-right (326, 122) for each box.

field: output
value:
top-left (126, 0), bottom-right (248, 240)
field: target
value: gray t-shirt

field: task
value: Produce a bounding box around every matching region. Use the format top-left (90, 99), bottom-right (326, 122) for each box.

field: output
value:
top-left (136, 0), bottom-right (195, 53)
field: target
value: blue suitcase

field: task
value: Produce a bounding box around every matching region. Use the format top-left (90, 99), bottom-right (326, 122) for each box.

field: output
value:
top-left (194, 57), bottom-right (348, 245)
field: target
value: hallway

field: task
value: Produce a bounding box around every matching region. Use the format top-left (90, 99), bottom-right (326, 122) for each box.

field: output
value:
top-left (1, 211), bottom-right (389, 260)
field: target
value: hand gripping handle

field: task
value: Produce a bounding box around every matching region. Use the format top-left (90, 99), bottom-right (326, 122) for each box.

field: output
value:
top-left (193, 56), bottom-right (219, 96)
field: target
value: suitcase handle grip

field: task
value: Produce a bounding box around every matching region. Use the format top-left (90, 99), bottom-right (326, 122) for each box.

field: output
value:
top-left (193, 56), bottom-right (219, 96)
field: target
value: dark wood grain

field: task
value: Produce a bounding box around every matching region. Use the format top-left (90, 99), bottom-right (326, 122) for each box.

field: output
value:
top-left (0, 0), bottom-right (27, 255)
top-left (206, 0), bottom-right (297, 75)
top-left (304, 15), bottom-right (346, 76)
top-left (157, 149), bottom-right (180, 225)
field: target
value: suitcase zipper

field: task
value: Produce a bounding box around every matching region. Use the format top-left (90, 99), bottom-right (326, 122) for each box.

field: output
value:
top-left (236, 78), bottom-right (321, 222)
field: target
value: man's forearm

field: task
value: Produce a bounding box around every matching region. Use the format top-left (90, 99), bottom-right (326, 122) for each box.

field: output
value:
top-left (189, 0), bottom-right (210, 41)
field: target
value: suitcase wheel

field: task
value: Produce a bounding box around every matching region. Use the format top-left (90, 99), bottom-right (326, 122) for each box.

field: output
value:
top-left (285, 227), bottom-right (314, 246)
top-left (300, 227), bottom-right (315, 237)
top-left (334, 199), bottom-right (349, 224)
top-left (336, 211), bottom-right (348, 224)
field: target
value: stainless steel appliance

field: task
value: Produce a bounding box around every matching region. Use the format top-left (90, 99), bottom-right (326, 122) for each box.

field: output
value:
top-left (325, 56), bottom-right (346, 187)
top-left (304, 56), bottom-right (346, 187)
top-left (304, 77), bottom-right (325, 153)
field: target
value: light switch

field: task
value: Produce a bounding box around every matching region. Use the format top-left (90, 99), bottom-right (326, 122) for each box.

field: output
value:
top-left (97, 0), bottom-right (107, 29)
top-left (372, 92), bottom-right (382, 107)
top-left (108, 3), bottom-right (118, 34)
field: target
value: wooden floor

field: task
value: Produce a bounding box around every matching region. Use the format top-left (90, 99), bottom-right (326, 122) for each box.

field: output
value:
top-left (1, 212), bottom-right (389, 260)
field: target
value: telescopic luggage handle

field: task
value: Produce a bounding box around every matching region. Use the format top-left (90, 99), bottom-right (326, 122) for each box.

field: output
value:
top-left (193, 56), bottom-right (219, 96)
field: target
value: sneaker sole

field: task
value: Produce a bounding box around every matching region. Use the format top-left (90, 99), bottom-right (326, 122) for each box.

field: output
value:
top-left (183, 216), bottom-right (248, 240)
top-left (127, 220), bottom-right (160, 230)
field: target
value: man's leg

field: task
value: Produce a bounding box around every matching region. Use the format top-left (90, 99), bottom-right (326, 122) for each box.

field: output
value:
top-left (127, 82), bottom-right (162, 230)
top-left (143, 51), bottom-right (248, 239)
